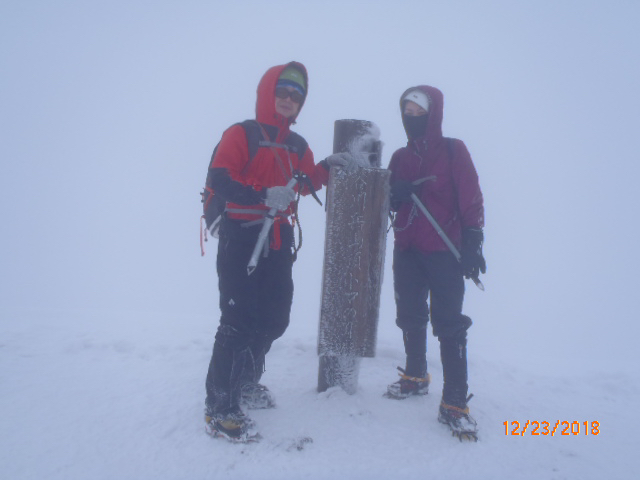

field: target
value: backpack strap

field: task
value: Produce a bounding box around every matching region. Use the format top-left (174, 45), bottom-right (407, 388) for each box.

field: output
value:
top-left (238, 120), bottom-right (308, 178)
top-left (446, 137), bottom-right (461, 215)
top-left (201, 120), bottom-right (309, 255)
top-left (446, 137), bottom-right (455, 161)
top-left (239, 120), bottom-right (263, 174)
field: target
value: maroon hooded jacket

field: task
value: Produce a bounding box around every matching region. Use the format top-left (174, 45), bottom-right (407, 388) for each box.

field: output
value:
top-left (389, 85), bottom-right (484, 254)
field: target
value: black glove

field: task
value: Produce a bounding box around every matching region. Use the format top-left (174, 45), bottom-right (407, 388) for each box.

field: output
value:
top-left (390, 180), bottom-right (417, 205)
top-left (460, 228), bottom-right (486, 279)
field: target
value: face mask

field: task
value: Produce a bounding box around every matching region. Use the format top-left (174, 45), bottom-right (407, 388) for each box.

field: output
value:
top-left (403, 114), bottom-right (428, 139)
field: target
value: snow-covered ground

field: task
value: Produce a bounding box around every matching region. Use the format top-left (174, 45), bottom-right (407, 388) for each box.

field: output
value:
top-left (1, 305), bottom-right (637, 480)
top-left (2, 1), bottom-right (640, 479)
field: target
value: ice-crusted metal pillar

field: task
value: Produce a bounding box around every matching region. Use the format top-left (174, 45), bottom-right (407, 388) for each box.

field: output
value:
top-left (317, 119), bottom-right (389, 394)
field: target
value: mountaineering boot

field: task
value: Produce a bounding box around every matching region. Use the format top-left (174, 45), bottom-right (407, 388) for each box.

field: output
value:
top-left (385, 328), bottom-right (429, 399)
top-left (385, 367), bottom-right (431, 399)
top-left (205, 404), bottom-right (260, 443)
top-left (438, 395), bottom-right (478, 442)
top-left (240, 382), bottom-right (276, 409)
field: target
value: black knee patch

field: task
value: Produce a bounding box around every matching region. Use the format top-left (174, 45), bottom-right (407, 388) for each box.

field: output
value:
top-left (215, 324), bottom-right (253, 350)
top-left (434, 314), bottom-right (472, 340)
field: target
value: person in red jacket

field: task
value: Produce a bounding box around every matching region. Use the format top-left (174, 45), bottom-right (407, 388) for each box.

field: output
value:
top-left (203, 62), bottom-right (353, 442)
top-left (386, 86), bottom-right (485, 440)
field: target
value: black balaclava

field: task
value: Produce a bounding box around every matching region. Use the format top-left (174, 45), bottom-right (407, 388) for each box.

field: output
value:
top-left (403, 113), bottom-right (429, 140)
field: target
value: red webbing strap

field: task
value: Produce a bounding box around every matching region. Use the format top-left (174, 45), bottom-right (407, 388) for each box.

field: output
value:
top-left (270, 217), bottom-right (283, 250)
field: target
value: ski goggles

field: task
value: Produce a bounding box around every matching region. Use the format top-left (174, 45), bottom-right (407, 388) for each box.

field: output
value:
top-left (275, 86), bottom-right (305, 104)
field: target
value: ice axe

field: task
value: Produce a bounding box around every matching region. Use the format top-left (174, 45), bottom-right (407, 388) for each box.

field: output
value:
top-left (247, 172), bottom-right (322, 275)
top-left (410, 192), bottom-right (485, 291)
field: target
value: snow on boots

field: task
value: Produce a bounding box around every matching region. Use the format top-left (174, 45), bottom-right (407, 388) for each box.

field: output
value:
top-left (205, 405), bottom-right (261, 443)
top-left (385, 367), bottom-right (431, 399)
top-left (240, 382), bottom-right (276, 409)
top-left (437, 395), bottom-right (478, 442)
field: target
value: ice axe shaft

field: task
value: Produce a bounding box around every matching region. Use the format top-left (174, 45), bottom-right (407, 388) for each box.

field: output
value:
top-left (410, 193), bottom-right (484, 291)
top-left (247, 177), bottom-right (299, 275)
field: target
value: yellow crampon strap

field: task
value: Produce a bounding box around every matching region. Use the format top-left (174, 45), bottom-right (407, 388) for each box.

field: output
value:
top-left (398, 372), bottom-right (431, 384)
top-left (440, 395), bottom-right (474, 415)
top-left (440, 403), bottom-right (470, 415)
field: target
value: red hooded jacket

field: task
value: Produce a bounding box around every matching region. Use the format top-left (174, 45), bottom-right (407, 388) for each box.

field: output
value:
top-left (206, 62), bottom-right (329, 247)
top-left (389, 86), bottom-right (484, 254)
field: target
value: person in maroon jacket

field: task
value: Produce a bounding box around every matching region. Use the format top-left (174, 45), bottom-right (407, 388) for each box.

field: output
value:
top-left (203, 62), bottom-right (353, 442)
top-left (386, 85), bottom-right (485, 439)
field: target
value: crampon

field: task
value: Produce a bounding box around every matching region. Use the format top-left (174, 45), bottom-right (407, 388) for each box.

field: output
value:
top-left (384, 367), bottom-right (430, 399)
top-left (437, 394), bottom-right (479, 442)
top-left (205, 408), bottom-right (261, 444)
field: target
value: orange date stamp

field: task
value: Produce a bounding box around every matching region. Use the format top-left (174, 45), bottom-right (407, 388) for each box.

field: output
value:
top-left (504, 421), bottom-right (600, 436)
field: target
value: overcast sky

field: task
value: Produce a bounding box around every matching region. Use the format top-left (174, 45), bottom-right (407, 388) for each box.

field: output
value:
top-left (2, 0), bottom-right (639, 375)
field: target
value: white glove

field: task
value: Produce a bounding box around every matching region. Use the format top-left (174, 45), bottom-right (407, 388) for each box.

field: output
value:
top-left (326, 152), bottom-right (357, 172)
top-left (264, 186), bottom-right (296, 211)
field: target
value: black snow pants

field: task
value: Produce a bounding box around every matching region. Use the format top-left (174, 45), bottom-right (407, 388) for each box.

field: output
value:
top-left (393, 248), bottom-right (472, 408)
top-left (205, 218), bottom-right (294, 414)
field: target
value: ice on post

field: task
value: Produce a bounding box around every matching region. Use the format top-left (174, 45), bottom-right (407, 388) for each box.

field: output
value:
top-left (318, 120), bottom-right (389, 394)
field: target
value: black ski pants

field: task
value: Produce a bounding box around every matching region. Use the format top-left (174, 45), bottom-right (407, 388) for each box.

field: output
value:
top-left (205, 218), bottom-right (294, 413)
top-left (393, 248), bottom-right (472, 407)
